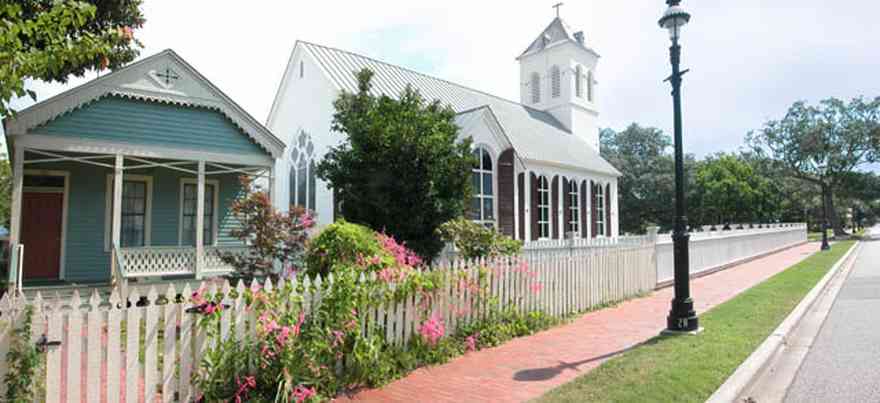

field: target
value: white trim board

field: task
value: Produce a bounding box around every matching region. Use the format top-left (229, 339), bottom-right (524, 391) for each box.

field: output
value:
top-left (22, 169), bottom-right (70, 281)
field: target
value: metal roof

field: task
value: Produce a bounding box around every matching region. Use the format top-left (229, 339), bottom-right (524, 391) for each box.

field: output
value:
top-left (517, 17), bottom-right (601, 60)
top-left (300, 41), bottom-right (619, 177)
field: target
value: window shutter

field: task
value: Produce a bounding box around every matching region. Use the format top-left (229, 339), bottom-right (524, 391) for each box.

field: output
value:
top-left (518, 173), bottom-right (525, 240)
top-left (580, 180), bottom-right (588, 238)
top-left (606, 183), bottom-right (612, 237)
top-left (531, 174), bottom-right (539, 241)
top-left (551, 176), bottom-right (559, 239)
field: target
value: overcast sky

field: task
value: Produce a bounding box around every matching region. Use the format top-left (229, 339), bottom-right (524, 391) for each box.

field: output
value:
top-left (7, 0), bottom-right (880, 163)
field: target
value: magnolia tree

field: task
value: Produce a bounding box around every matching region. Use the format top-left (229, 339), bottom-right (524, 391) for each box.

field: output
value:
top-left (1, 0), bottom-right (144, 117)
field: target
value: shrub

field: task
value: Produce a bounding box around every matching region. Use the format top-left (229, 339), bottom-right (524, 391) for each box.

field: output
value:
top-left (436, 218), bottom-right (523, 260)
top-left (304, 220), bottom-right (384, 277)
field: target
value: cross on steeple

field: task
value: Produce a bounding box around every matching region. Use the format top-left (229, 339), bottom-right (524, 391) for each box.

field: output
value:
top-left (156, 67), bottom-right (180, 85)
top-left (552, 2), bottom-right (564, 18)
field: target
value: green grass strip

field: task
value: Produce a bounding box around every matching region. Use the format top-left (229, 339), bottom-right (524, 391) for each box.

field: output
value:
top-left (537, 241), bottom-right (855, 403)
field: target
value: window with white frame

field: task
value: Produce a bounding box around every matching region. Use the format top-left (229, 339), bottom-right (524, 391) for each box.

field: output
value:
top-left (551, 65), bottom-right (561, 98)
top-left (290, 130), bottom-right (317, 210)
top-left (537, 176), bottom-right (550, 238)
top-left (530, 72), bottom-right (541, 104)
top-left (595, 182), bottom-right (606, 236)
top-left (568, 180), bottom-right (580, 235)
top-left (469, 147), bottom-right (494, 227)
top-left (180, 179), bottom-right (218, 246)
top-left (104, 175), bottom-right (153, 250)
top-left (575, 65), bottom-right (583, 98)
top-left (587, 71), bottom-right (594, 102)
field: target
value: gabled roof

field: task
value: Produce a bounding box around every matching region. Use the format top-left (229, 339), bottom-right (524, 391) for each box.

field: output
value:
top-left (298, 41), bottom-right (619, 176)
top-left (517, 17), bottom-right (600, 60)
top-left (4, 49), bottom-right (286, 158)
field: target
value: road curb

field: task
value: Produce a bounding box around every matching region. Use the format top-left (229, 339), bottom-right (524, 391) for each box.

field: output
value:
top-left (705, 241), bottom-right (861, 403)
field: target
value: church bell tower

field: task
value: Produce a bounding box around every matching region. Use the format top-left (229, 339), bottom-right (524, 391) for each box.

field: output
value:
top-left (517, 9), bottom-right (601, 150)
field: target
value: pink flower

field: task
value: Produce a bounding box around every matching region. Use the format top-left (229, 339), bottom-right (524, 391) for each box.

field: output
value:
top-left (293, 311), bottom-right (305, 336)
top-left (465, 333), bottom-right (479, 352)
top-left (233, 375), bottom-right (256, 403)
top-left (276, 326), bottom-right (292, 345)
top-left (300, 212), bottom-right (315, 229)
top-left (530, 282), bottom-right (543, 294)
top-left (331, 330), bottom-right (345, 348)
top-left (291, 384), bottom-right (317, 403)
top-left (418, 312), bottom-right (445, 346)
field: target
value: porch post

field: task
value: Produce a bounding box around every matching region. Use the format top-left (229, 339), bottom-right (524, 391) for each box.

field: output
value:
top-left (195, 160), bottom-right (206, 280)
top-left (8, 145), bottom-right (24, 290)
top-left (111, 155), bottom-right (123, 280)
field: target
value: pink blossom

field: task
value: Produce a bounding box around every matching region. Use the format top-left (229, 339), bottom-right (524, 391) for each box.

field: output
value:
top-left (530, 282), bottom-right (543, 294)
top-left (276, 326), bottom-right (292, 345)
top-left (291, 384), bottom-right (317, 403)
top-left (331, 330), bottom-right (345, 348)
top-left (465, 333), bottom-right (479, 352)
top-left (233, 375), bottom-right (256, 403)
top-left (418, 312), bottom-right (445, 346)
top-left (300, 212), bottom-right (315, 228)
top-left (293, 311), bottom-right (305, 336)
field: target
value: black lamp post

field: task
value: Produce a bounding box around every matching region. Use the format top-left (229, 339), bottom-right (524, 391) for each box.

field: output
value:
top-left (821, 188), bottom-right (831, 250)
top-left (660, 0), bottom-right (699, 333)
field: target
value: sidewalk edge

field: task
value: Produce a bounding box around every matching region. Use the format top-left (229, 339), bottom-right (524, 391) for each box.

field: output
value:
top-left (705, 241), bottom-right (861, 403)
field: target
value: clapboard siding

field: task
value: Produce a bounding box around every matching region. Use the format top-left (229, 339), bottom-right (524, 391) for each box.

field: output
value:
top-left (497, 149), bottom-right (515, 237)
top-left (23, 159), bottom-right (244, 282)
top-left (34, 96), bottom-right (269, 157)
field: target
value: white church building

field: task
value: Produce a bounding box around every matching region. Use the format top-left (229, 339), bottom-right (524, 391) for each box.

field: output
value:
top-left (267, 16), bottom-right (621, 241)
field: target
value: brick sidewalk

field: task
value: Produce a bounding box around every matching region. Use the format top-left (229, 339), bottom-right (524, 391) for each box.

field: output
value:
top-left (335, 242), bottom-right (819, 403)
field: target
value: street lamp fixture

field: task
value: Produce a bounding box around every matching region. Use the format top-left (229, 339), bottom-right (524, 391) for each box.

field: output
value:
top-left (659, 0), bottom-right (700, 333)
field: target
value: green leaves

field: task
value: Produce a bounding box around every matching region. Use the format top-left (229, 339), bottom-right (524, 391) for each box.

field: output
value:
top-left (318, 68), bottom-right (474, 260)
top-left (0, 0), bottom-right (144, 117)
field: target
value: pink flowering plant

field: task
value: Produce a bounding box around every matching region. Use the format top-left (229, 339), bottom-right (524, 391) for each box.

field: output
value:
top-left (196, 215), bottom-right (557, 401)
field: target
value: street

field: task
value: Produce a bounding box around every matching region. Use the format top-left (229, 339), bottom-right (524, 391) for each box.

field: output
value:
top-left (784, 227), bottom-right (880, 402)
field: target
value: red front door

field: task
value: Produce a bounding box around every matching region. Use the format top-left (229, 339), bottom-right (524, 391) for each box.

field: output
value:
top-left (21, 192), bottom-right (64, 280)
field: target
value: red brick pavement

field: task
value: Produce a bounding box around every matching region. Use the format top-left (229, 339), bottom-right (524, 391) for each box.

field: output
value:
top-left (335, 242), bottom-right (820, 403)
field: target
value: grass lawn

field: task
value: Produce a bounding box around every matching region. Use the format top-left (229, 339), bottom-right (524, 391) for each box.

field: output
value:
top-left (536, 240), bottom-right (856, 403)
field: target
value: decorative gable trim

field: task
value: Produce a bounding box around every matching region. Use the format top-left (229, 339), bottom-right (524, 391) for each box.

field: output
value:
top-left (4, 49), bottom-right (285, 158)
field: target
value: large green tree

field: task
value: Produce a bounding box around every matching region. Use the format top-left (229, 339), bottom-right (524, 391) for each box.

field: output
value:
top-left (600, 124), bottom-right (701, 233)
top-left (317, 69), bottom-right (474, 260)
top-left (693, 153), bottom-right (773, 227)
top-left (1, 0), bottom-right (144, 117)
top-left (747, 97), bottom-right (880, 235)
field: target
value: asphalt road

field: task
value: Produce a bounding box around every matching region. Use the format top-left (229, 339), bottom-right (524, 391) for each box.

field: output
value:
top-left (785, 227), bottom-right (880, 403)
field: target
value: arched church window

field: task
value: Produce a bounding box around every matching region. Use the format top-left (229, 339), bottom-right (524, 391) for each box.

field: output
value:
top-left (469, 147), bottom-right (495, 228)
top-left (587, 71), bottom-right (594, 102)
top-left (537, 175), bottom-right (551, 238)
top-left (595, 182), bottom-right (605, 236)
top-left (289, 130), bottom-right (317, 211)
top-left (575, 65), bottom-right (583, 98)
top-left (530, 72), bottom-right (541, 104)
top-left (551, 65), bottom-right (561, 98)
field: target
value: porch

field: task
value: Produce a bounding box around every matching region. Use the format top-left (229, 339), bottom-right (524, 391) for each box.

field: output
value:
top-left (5, 148), bottom-right (271, 291)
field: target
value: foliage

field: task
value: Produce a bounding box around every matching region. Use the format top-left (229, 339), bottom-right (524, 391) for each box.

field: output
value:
top-left (747, 97), bottom-right (880, 235)
top-left (0, 0), bottom-right (144, 117)
top-left (600, 124), bottom-right (697, 233)
top-left (537, 241), bottom-right (856, 403)
top-left (693, 153), bottom-right (772, 226)
top-left (4, 306), bottom-right (45, 402)
top-left (317, 68), bottom-right (475, 260)
top-left (221, 177), bottom-right (315, 280)
top-left (436, 218), bottom-right (522, 260)
top-left (304, 220), bottom-right (383, 277)
top-left (195, 238), bottom-right (551, 401)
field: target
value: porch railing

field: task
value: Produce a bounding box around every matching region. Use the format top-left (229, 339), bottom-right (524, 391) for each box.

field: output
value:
top-left (116, 245), bottom-right (249, 278)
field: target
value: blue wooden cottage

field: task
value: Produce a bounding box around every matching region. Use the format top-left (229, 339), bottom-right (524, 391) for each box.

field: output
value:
top-left (3, 50), bottom-right (285, 287)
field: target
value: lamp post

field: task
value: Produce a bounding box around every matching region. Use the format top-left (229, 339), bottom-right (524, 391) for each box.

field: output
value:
top-left (660, 0), bottom-right (699, 333)
top-left (821, 188), bottom-right (830, 250)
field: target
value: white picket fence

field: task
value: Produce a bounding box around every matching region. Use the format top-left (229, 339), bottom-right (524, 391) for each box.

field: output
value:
top-left (0, 241), bottom-right (655, 402)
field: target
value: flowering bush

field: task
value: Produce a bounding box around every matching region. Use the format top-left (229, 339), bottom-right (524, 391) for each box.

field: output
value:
top-left (437, 218), bottom-right (522, 260)
top-left (222, 176), bottom-right (315, 280)
top-left (197, 223), bottom-right (554, 401)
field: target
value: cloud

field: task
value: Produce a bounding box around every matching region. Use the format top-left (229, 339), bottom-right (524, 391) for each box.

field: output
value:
top-left (5, 0), bottom-right (880, 166)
